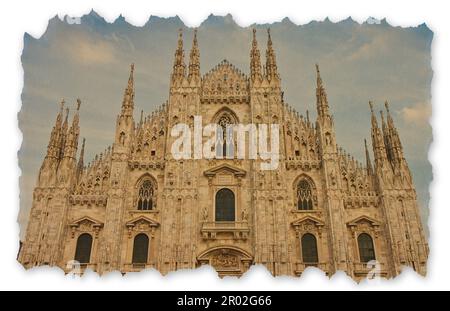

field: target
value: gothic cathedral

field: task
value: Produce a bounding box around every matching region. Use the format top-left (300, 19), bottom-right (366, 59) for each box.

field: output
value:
top-left (18, 29), bottom-right (428, 280)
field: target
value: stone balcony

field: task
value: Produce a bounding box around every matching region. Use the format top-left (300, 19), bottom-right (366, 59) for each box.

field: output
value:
top-left (201, 221), bottom-right (250, 240)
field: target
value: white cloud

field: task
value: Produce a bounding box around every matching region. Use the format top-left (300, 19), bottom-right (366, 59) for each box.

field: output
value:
top-left (401, 102), bottom-right (431, 126)
top-left (73, 40), bottom-right (116, 65)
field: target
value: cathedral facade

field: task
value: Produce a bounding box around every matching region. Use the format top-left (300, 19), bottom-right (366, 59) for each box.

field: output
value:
top-left (19, 29), bottom-right (428, 279)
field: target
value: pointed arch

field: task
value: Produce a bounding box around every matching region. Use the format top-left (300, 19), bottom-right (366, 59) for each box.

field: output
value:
top-left (212, 108), bottom-right (238, 158)
top-left (293, 174), bottom-right (317, 189)
top-left (211, 107), bottom-right (239, 124)
top-left (294, 174), bottom-right (316, 210)
top-left (135, 174), bottom-right (157, 211)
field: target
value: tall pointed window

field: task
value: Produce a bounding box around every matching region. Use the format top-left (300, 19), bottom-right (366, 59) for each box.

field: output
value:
top-left (358, 233), bottom-right (376, 263)
top-left (132, 233), bottom-right (149, 264)
top-left (137, 180), bottom-right (154, 210)
top-left (215, 188), bottom-right (235, 221)
top-left (297, 179), bottom-right (313, 210)
top-left (74, 233), bottom-right (93, 264)
top-left (301, 233), bottom-right (318, 264)
top-left (217, 113), bottom-right (234, 158)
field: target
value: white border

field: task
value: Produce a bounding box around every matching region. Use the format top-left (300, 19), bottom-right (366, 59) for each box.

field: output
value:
top-left (1, 0), bottom-right (448, 290)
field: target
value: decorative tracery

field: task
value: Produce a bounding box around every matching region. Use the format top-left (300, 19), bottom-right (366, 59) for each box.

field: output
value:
top-left (218, 114), bottom-right (233, 129)
top-left (216, 112), bottom-right (236, 158)
top-left (137, 180), bottom-right (154, 210)
top-left (297, 179), bottom-right (313, 210)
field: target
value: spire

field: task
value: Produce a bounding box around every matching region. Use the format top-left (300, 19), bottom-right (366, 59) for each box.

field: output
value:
top-left (369, 101), bottom-right (388, 166)
top-left (56, 99), bottom-right (64, 128)
top-left (72, 98), bottom-right (81, 128)
top-left (315, 64), bottom-right (330, 118)
top-left (172, 28), bottom-right (186, 82)
top-left (45, 99), bottom-right (65, 160)
top-left (76, 137), bottom-right (85, 181)
top-left (380, 109), bottom-right (393, 162)
top-left (369, 101), bottom-right (377, 129)
top-left (384, 100), bottom-right (405, 168)
top-left (385, 100), bottom-right (395, 129)
top-left (59, 107), bottom-right (70, 160)
top-left (380, 109), bottom-right (387, 135)
top-left (265, 28), bottom-right (279, 82)
top-left (63, 107), bottom-right (69, 129)
top-left (250, 28), bottom-right (262, 82)
top-left (121, 64), bottom-right (135, 116)
top-left (364, 138), bottom-right (373, 176)
top-left (139, 109), bottom-right (144, 126)
top-left (63, 99), bottom-right (81, 160)
top-left (188, 29), bottom-right (200, 82)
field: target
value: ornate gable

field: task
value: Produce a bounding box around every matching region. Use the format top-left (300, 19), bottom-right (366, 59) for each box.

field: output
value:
top-left (125, 216), bottom-right (160, 238)
top-left (291, 215), bottom-right (325, 238)
top-left (69, 216), bottom-right (104, 228)
top-left (126, 216), bottom-right (160, 228)
top-left (346, 215), bottom-right (380, 227)
top-left (201, 60), bottom-right (249, 102)
top-left (69, 216), bottom-right (104, 238)
top-left (291, 215), bottom-right (325, 228)
top-left (204, 163), bottom-right (246, 178)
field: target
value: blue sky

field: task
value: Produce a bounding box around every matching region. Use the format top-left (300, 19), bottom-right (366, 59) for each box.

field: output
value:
top-left (18, 11), bottom-right (433, 237)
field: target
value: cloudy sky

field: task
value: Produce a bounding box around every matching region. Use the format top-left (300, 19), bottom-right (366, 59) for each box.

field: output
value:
top-left (18, 11), bottom-right (433, 238)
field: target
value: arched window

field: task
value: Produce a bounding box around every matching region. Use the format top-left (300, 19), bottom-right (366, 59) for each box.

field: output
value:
top-left (215, 188), bottom-right (235, 221)
top-left (216, 113), bottom-right (235, 158)
top-left (74, 233), bottom-right (93, 264)
top-left (358, 233), bottom-right (376, 263)
top-left (132, 233), bottom-right (149, 264)
top-left (137, 180), bottom-right (154, 210)
top-left (301, 233), bottom-right (318, 264)
top-left (297, 179), bottom-right (313, 210)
